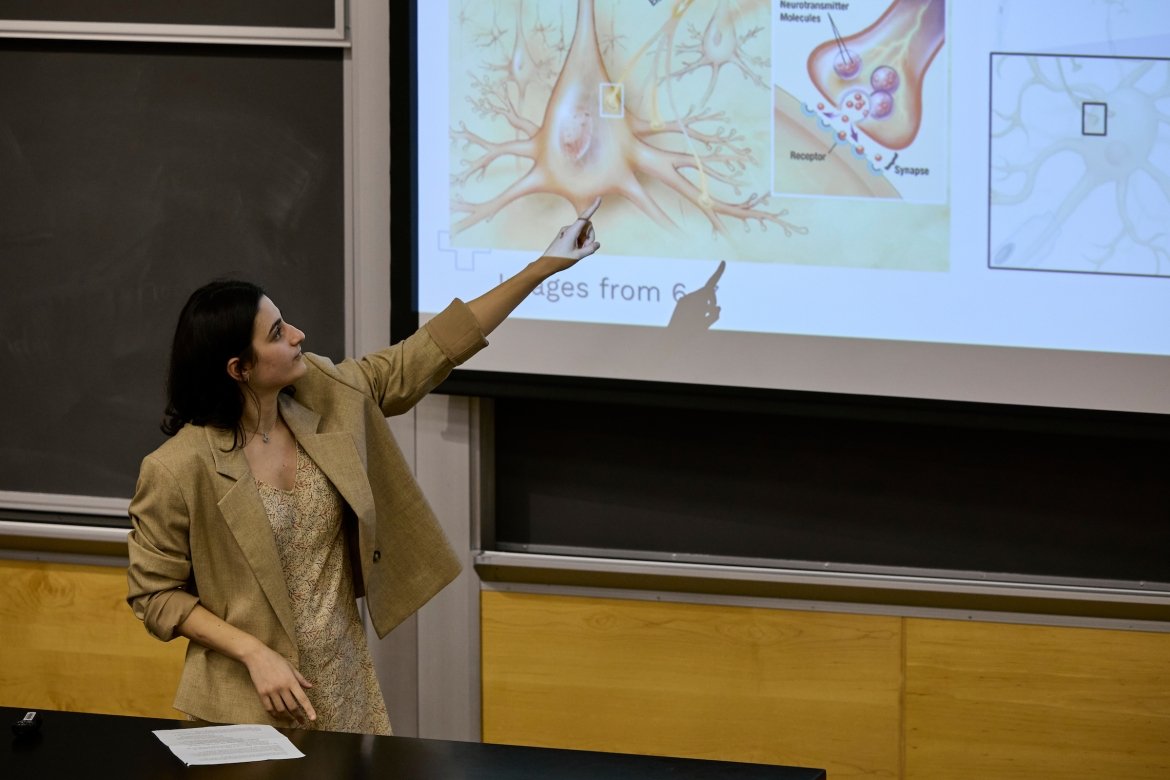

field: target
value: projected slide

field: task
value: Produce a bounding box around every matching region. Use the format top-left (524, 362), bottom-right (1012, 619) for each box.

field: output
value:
top-left (415, 0), bottom-right (1170, 406)
top-left (445, 0), bottom-right (950, 275)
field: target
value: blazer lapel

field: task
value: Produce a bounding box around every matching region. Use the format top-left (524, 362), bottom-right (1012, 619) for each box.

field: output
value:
top-left (281, 395), bottom-right (378, 566)
top-left (207, 427), bottom-right (299, 650)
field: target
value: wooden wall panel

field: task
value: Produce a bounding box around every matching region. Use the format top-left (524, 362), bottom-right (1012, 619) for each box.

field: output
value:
top-left (482, 590), bottom-right (902, 779)
top-left (905, 618), bottom-right (1170, 779)
top-left (0, 559), bottom-right (186, 718)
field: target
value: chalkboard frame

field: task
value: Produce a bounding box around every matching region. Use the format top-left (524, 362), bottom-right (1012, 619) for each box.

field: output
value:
top-left (482, 389), bottom-right (1170, 608)
top-left (0, 0), bottom-right (346, 44)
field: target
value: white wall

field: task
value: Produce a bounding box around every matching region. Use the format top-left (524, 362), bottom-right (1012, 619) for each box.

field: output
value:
top-left (349, 0), bottom-right (481, 741)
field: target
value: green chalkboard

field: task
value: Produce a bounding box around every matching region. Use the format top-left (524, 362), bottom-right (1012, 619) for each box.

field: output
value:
top-left (0, 40), bottom-right (345, 502)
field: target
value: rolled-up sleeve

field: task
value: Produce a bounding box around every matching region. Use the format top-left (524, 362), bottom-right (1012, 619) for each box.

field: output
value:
top-left (421, 298), bottom-right (488, 365)
top-left (126, 455), bottom-right (200, 641)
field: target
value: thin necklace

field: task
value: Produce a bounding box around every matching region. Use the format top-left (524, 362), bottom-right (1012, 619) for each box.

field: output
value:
top-left (256, 418), bottom-right (276, 444)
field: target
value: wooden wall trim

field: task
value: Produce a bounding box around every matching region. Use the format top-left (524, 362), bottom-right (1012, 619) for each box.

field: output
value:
top-left (0, 559), bottom-right (186, 719)
top-left (482, 590), bottom-right (1170, 779)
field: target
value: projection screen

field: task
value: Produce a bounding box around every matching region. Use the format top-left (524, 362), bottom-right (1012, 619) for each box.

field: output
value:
top-left (405, 0), bottom-right (1170, 413)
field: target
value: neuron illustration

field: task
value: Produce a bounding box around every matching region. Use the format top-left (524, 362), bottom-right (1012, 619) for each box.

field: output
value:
top-left (806, 0), bottom-right (945, 152)
top-left (450, 0), bottom-right (802, 260)
top-left (672, 0), bottom-right (768, 108)
top-left (989, 54), bottom-right (1170, 276)
top-left (773, 0), bottom-right (948, 207)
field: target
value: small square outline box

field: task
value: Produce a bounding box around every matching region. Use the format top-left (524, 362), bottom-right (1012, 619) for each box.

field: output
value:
top-left (599, 82), bottom-right (624, 118)
top-left (1082, 102), bottom-right (1107, 136)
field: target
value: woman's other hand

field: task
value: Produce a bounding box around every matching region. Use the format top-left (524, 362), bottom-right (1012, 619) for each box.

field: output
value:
top-left (241, 642), bottom-right (317, 724)
top-left (177, 604), bottom-right (318, 725)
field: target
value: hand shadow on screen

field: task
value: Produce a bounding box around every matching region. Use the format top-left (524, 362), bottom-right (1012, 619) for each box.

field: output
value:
top-left (668, 260), bottom-right (726, 335)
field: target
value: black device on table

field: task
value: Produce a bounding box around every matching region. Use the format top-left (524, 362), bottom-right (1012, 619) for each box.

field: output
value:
top-left (11, 710), bottom-right (42, 740)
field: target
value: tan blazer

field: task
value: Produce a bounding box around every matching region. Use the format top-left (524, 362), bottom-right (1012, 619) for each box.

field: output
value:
top-left (126, 300), bottom-right (487, 725)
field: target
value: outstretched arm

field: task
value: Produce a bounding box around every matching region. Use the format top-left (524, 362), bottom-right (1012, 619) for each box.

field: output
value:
top-left (304, 198), bottom-right (601, 414)
top-left (467, 197), bottom-right (602, 336)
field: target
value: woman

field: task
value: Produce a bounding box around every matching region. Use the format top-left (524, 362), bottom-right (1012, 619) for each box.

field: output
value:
top-left (127, 200), bottom-right (601, 734)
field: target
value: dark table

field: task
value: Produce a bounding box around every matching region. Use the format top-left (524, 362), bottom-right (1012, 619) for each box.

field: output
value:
top-left (2, 706), bottom-right (825, 779)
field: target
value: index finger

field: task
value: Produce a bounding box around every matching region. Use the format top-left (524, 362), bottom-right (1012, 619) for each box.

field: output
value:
top-left (577, 196), bottom-right (602, 222)
top-left (293, 687), bottom-right (316, 722)
top-left (704, 260), bottom-right (726, 289)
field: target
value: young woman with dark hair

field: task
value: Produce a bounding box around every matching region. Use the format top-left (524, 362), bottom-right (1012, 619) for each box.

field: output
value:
top-left (127, 200), bottom-right (600, 734)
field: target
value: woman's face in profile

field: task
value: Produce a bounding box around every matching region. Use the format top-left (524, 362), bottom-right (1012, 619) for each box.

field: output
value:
top-left (244, 295), bottom-right (308, 390)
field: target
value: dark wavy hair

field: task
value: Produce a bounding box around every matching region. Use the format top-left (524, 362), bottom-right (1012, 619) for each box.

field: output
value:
top-left (161, 279), bottom-right (265, 448)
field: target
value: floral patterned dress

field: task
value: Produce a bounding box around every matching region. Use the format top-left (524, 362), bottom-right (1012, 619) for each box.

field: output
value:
top-left (256, 443), bottom-right (392, 735)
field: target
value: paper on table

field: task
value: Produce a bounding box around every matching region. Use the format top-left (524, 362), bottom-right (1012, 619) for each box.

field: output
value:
top-left (153, 724), bottom-right (305, 766)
